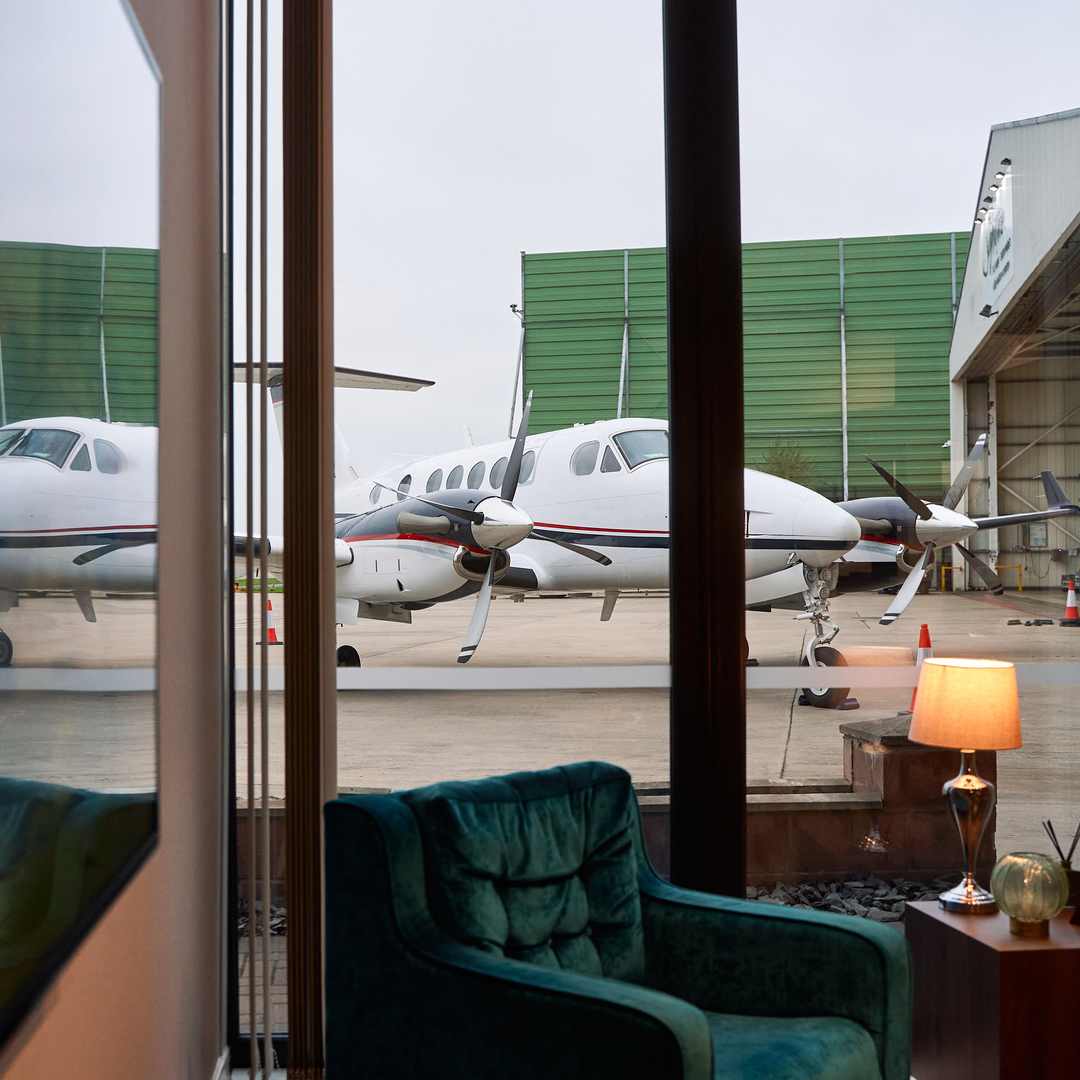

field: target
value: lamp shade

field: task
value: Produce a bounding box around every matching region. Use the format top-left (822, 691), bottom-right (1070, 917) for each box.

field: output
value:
top-left (909, 658), bottom-right (1022, 751)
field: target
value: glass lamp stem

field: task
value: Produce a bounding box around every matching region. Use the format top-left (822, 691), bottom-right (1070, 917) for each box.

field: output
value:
top-left (939, 749), bottom-right (998, 913)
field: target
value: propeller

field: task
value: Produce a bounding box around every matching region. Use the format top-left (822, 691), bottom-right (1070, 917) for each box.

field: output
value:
top-left (451, 388), bottom-right (613, 656)
top-left (866, 457), bottom-right (933, 520)
top-left (527, 533), bottom-right (612, 565)
top-left (942, 433), bottom-right (988, 511)
top-left (955, 542), bottom-right (1004, 594)
top-left (458, 559), bottom-right (495, 664)
top-left (879, 545), bottom-right (934, 625)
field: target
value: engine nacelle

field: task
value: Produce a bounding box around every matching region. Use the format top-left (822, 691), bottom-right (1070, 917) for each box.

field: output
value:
top-left (452, 546), bottom-right (510, 583)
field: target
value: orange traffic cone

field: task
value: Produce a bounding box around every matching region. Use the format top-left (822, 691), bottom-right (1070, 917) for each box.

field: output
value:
top-left (1061, 580), bottom-right (1080, 627)
top-left (910, 623), bottom-right (933, 710)
top-left (265, 598), bottom-right (281, 644)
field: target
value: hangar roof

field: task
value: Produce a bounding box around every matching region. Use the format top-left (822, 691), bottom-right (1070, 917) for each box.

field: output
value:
top-left (950, 108), bottom-right (1080, 381)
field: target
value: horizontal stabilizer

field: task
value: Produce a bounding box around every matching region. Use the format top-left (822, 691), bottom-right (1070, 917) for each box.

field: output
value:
top-left (233, 362), bottom-right (433, 393)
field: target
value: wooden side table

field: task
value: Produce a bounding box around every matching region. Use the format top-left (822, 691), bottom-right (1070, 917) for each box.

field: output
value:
top-left (907, 901), bottom-right (1080, 1079)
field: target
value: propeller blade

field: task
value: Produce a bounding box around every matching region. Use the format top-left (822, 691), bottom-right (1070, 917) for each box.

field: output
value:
top-left (372, 482), bottom-right (484, 525)
top-left (866, 457), bottom-right (933, 520)
top-left (942, 433), bottom-right (988, 510)
top-left (457, 560), bottom-right (495, 664)
top-left (529, 531), bottom-right (613, 566)
top-left (396, 512), bottom-right (452, 535)
top-left (954, 542), bottom-right (1005, 594)
top-left (879, 545), bottom-right (932, 625)
top-left (501, 390), bottom-right (534, 501)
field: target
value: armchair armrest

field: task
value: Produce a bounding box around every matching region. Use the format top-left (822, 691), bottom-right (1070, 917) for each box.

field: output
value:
top-left (326, 797), bottom-right (713, 1080)
top-left (639, 872), bottom-right (911, 1080)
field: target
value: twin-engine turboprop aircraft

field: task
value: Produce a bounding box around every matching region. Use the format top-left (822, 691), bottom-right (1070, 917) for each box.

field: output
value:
top-left (322, 392), bottom-right (861, 666)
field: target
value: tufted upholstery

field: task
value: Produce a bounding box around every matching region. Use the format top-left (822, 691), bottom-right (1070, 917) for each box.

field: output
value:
top-left (325, 761), bottom-right (912, 1080)
top-left (402, 761), bottom-right (644, 980)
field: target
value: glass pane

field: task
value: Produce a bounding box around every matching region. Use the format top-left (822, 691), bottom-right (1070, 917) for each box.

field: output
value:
top-left (570, 441), bottom-right (600, 476)
top-left (0, 0), bottom-right (159, 1046)
top-left (330, 0), bottom-right (669, 837)
top-left (739, 4), bottom-right (1080, 923)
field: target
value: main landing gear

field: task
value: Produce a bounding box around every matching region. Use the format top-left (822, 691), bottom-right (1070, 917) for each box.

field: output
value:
top-left (796, 566), bottom-right (850, 709)
top-left (336, 644), bottom-right (362, 668)
top-left (0, 630), bottom-right (11, 668)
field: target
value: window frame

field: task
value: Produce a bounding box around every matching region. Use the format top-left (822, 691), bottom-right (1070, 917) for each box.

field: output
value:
top-left (570, 440), bottom-right (600, 476)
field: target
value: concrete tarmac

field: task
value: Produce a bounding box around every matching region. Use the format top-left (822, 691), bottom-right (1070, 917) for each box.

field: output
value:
top-left (2, 587), bottom-right (1078, 855)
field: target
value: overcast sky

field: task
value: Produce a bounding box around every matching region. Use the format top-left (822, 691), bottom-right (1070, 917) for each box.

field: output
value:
top-left (6, 2), bottom-right (1080, 531)
top-left (238, 0), bottom-right (1080, 528)
top-left (0, 1), bottom-right (157, 248)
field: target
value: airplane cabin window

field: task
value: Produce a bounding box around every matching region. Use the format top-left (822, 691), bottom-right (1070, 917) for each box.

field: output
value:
top-left (467, 461), bottom-right (485, 489)
top-left (570, 440), bottom-right (600, 476)
top-left (93, 439), bottom-right (124, 475)
top-left (397, 474), bottom-right (412, 500)
top-left (0, 428), bottom-right (25, 454)
top-left (10, 428), bottom-right (79, 468)
top-left (519, 449), bottom-right (536, 484)
top-left (613, 429), bottom-right (668, 469)
top-left (446, 464), bottom-right (464, 489)
top-left (369, 484), bottom-right (381, 504)
top-left (426, 469), bottom-right (443, 493)
top-left (489, 456), bottom-right (508, 489)
top-left (70, 444), bottom-right (92, 472)
top-left (600, 446), bottom-right (622, 473)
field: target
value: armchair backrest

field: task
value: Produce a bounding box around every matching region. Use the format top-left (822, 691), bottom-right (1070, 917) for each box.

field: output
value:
top-left (401, 761), bottom-right (645, 982)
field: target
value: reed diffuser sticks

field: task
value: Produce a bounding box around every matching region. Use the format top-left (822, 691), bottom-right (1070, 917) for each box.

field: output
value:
top-left (1042, 817), bottom-right (1080, 868)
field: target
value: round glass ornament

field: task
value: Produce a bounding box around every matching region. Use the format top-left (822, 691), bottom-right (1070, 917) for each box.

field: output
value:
top-left (990, 852), bottom-right (1069, 938)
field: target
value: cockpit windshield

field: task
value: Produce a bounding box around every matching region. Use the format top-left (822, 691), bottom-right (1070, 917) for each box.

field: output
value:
top-left (0, 429), bottom-right (25, 455)
top-left (613, 429), bottom-right (668, 469)
top-left (9, 428), bottom-right (79, 468)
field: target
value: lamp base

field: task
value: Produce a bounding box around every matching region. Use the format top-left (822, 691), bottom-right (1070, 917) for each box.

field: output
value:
top-left (939, 878), bottom-right (997, 914)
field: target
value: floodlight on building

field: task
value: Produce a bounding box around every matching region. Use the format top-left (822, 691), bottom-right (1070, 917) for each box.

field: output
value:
top-left (995, 171), bottom-right (1006, 182)
top-left (1000, 157), bottom-right (1012, 166)
top-left (989, 184), bottom-right (999, 193)
top-left (979, 304), bottom-right (998, 318)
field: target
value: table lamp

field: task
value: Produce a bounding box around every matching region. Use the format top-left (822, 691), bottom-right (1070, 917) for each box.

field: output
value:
top-left (909, 658), bottom-right (1022, 913)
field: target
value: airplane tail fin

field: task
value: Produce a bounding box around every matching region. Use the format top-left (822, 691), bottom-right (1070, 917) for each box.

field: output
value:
top-left (234, 363), bottom-right (433, 489)
top-left (1041, 470), bottom-right (1076, 510)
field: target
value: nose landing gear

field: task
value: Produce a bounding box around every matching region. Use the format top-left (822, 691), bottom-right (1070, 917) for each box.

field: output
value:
top-left (0, 630), bottom-right (11, 668)
top-left (796, 566), bottom-right (850, 709)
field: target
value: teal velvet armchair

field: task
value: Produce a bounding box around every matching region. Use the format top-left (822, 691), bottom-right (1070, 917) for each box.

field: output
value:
top-left (325, 762), bottom-right (911, 1079)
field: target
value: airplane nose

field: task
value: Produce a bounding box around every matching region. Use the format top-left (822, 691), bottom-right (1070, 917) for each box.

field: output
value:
top-left (795, 497), bottom-right (861, 567)
top-left (472, 497), bottom-right (534, 550)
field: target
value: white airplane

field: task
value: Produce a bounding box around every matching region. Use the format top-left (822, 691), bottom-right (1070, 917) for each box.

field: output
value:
top-left (325, 392), bottom-right (860, 674)
top-left (0, 371), bottom-right (862, 688)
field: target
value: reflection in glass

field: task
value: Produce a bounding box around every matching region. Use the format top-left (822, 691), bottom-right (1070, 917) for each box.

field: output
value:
top-left (0, 0), bottom-right (159, 1047)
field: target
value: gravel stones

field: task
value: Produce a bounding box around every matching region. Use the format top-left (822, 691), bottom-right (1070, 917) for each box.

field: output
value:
top-left (237, 898), bottom-right (287, 936)
top-left (746, 876), bottom-right (951, 928)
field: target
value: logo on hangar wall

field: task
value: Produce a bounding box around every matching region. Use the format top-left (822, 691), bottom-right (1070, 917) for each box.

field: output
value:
top-left (981, 168), bottom-right (1014, 311)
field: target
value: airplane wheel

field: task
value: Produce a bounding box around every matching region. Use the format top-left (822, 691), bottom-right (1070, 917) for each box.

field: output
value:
top-left (0, 631), bottom-right (11, 668)
top-left (799, 645), bottom-right (849, 709)
top-left (336, 645), bottom-right (362, 668)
